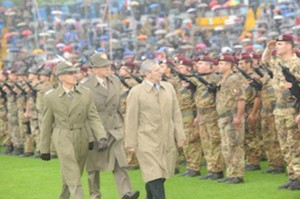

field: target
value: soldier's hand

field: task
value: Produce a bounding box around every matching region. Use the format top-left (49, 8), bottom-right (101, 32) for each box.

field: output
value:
top-left (97, 138), bottom-right (108, 151)
top-left (296, 114), bottom-right (300, 129)
top-left (267, 40), bottom-right (276, 50)
top-left (127, 147), bottom-right (136, 153)
top-left (40, 153), bottom-right (51, 161)
top-left (177, 140), bottom-right (185, 148)
top-left (193, 117), bottom-right (199, 128)
top-left (248, 113), bottom-right (257, 125)
top-left (233, 116), bottom-right (242, 130)
top-left (88, 142), bottom-right (94, 150)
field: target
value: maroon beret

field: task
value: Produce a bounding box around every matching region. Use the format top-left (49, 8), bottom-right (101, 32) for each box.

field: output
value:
top-left (178, 58), bottom-right (194, 67)
top-left (252, 52), bottom-right (261, 60)
top-left (194, 55), bottom-right (214, 63)
top-left (218, 54), bottom-right (235, 63)
top-left (237, 53), bottom-right (253, 61)
top-left (276, 34), bottom-right (294, 43)
top-left (80, 65), bottom-right (89, 72)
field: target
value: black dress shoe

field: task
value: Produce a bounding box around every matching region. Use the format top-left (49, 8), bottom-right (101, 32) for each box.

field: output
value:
top-left (122, 191), bottom-right (140, 199)
top-left (245, 164), bottom-right (261, 171)
top-left (263, 167), bottom-right (285, 174)
top-left (278, 179), bottom-right (294, 189)
top-left (175, 168), bottom-right (180, 174)
top-left (225, 177), bottom-right (244, 184)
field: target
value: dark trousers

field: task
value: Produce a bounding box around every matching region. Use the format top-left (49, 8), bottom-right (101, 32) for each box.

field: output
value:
top-left (145, 178), bottom-right (166, 199)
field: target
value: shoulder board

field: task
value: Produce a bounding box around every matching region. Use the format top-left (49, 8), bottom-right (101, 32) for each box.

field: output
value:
top-left (45, 89), bottom-right (54, 95)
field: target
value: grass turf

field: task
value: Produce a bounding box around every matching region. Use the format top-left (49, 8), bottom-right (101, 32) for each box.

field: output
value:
top-left (0, 153), bottom-right (299, 199)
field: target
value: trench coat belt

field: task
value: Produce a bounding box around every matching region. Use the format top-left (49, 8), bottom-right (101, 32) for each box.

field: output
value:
top-left (54, 123), bottom-right (85, 131)
top-left (276, 102), bottom-right (295, 109)
top-left (197, 106), bottom-right (216, 115)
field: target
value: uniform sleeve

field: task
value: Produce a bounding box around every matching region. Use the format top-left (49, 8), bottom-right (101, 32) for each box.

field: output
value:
top-left (171, 85), bottom-right (186, 142)
top-left (124, 88), bottom-right (139, 148)
top-left (87, 92), bottom-right (107, 141)
top-left (40, 95), bottom-right (54, 154)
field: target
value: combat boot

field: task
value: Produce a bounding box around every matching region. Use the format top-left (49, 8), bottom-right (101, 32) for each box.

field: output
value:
top-left (278, 179), bottom-right (294, 189)
top-left (13, 147), bottom-right (24, 156)
top-left (264, 167), bottom-right (285, 174)
top-left (288, 179), bottom-right (300, 190)
top-left (245, 164), bottom-right (261, 171)
top-left (225, 177), bottom-right (244, 184)
top-left (4, 145), bottom-right (14, 154)
top-left (20, 152), bottom-right (34, 157)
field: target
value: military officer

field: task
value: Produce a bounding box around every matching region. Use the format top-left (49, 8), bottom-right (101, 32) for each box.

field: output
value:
top-left (83, 52), bottom-right (139, 199)
top-left (40, 61), bottom-right (108, 199)
top-left (216, 54), bottom-right (246, 184)
top-left (262, 34), bottom-right (300, 190)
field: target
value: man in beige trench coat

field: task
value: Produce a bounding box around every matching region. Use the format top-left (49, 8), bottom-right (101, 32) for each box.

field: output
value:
top-left (125, 59), bottom-right (186, 199)
top-left (40, 61), bottom-right (108, 199)
top-left (83, 52), bottom-right (139, 199)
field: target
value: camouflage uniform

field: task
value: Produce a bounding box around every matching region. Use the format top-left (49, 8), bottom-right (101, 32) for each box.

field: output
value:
top-left (120, 77), bottom-right (139, 168)
top-left (267, 54), bottom-right (300, 181)
top-left (242, 71), bottom-right (262, 167)
top-left (6, 83), bottom-right (20, 154)
top-left (260, 70), bottom-right (285, 170)
top-left (15, 82), bottom-right (28, 155)
top-left (216, 72), bottom-right (246, 178)
top-left (192, 74), bottom-right (224, 174)
top-left (26, 82), bottom-right (40, 155)
top-left (0, 96), bottom-right (7, 145)
top-left (177, 79), bottom-right (201, 172)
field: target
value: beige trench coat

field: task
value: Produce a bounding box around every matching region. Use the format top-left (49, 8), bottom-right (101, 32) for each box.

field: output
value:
top-left (125, 81), bottom-right (185, 183)
top-left (40, 85), bottom-right (106, 186)
top-left (83, 75), bottom-right (128, 172)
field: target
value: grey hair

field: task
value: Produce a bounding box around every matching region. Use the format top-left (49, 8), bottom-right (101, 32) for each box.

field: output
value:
top-left (140, 59), bottom-right (157, 73)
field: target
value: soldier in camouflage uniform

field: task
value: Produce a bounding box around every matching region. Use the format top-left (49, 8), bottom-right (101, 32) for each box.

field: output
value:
top-left (262, 35), bottom-right (300, 190)
top-left (252, 54), bottom-right (285, 174)
top-left (119, 62), bottom-right (140, 169)
top-left (15, 68), bottom-right (29, 157)
top-left (3, 69), bottom-right (20, 155)
top-left (0, 71), bottom-right (8, 149)
top-left (237, 53), bottom-right (262, 171)
top-left (24, 67), bottom-right (40, 157)
top-left (216, 54), bottom-right (246, 184)
top-left (176, 58), bottom-right (201, 177)
top-left (192, 56), bottom-right (225, 180)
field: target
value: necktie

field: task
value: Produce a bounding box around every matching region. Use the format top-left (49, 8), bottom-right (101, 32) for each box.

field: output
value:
top-left (102, 80), bottom-right (107, 89)
top-left (67, 91), bottom-right (74, 100)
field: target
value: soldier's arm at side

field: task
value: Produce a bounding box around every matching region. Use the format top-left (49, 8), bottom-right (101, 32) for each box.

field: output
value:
top-left (40, 95), bottom-right (54, 154)
top-left (248, 92), bottom-right (261, 124)
top-left (124, 88), bottom-right (139, 151)
top-left (87, 92), bottom-right (107, 141)
top-left (171, 84), bottom-right (186, 147)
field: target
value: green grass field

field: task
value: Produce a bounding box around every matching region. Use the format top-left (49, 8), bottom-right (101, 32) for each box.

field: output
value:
top-left (0, 153), bottom-right (299, 199)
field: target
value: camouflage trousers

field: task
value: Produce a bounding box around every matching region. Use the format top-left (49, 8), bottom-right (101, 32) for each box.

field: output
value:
top-left (244, 107), bottom-right (261, 166)
top-left (8, 109), bottom-right (21, 148)
top-left (198, 118), bottom-right (224, 173)
top-left (261, 113), bottom-right (285, 169)
top-left (0, 118), bottom-right (7, 144)
top-left (274, 110), bottom-right (300, 179)
top-left (218, 115), bottom-right (245, 178)
top-left (182, 115), bottom-right (201, 171)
